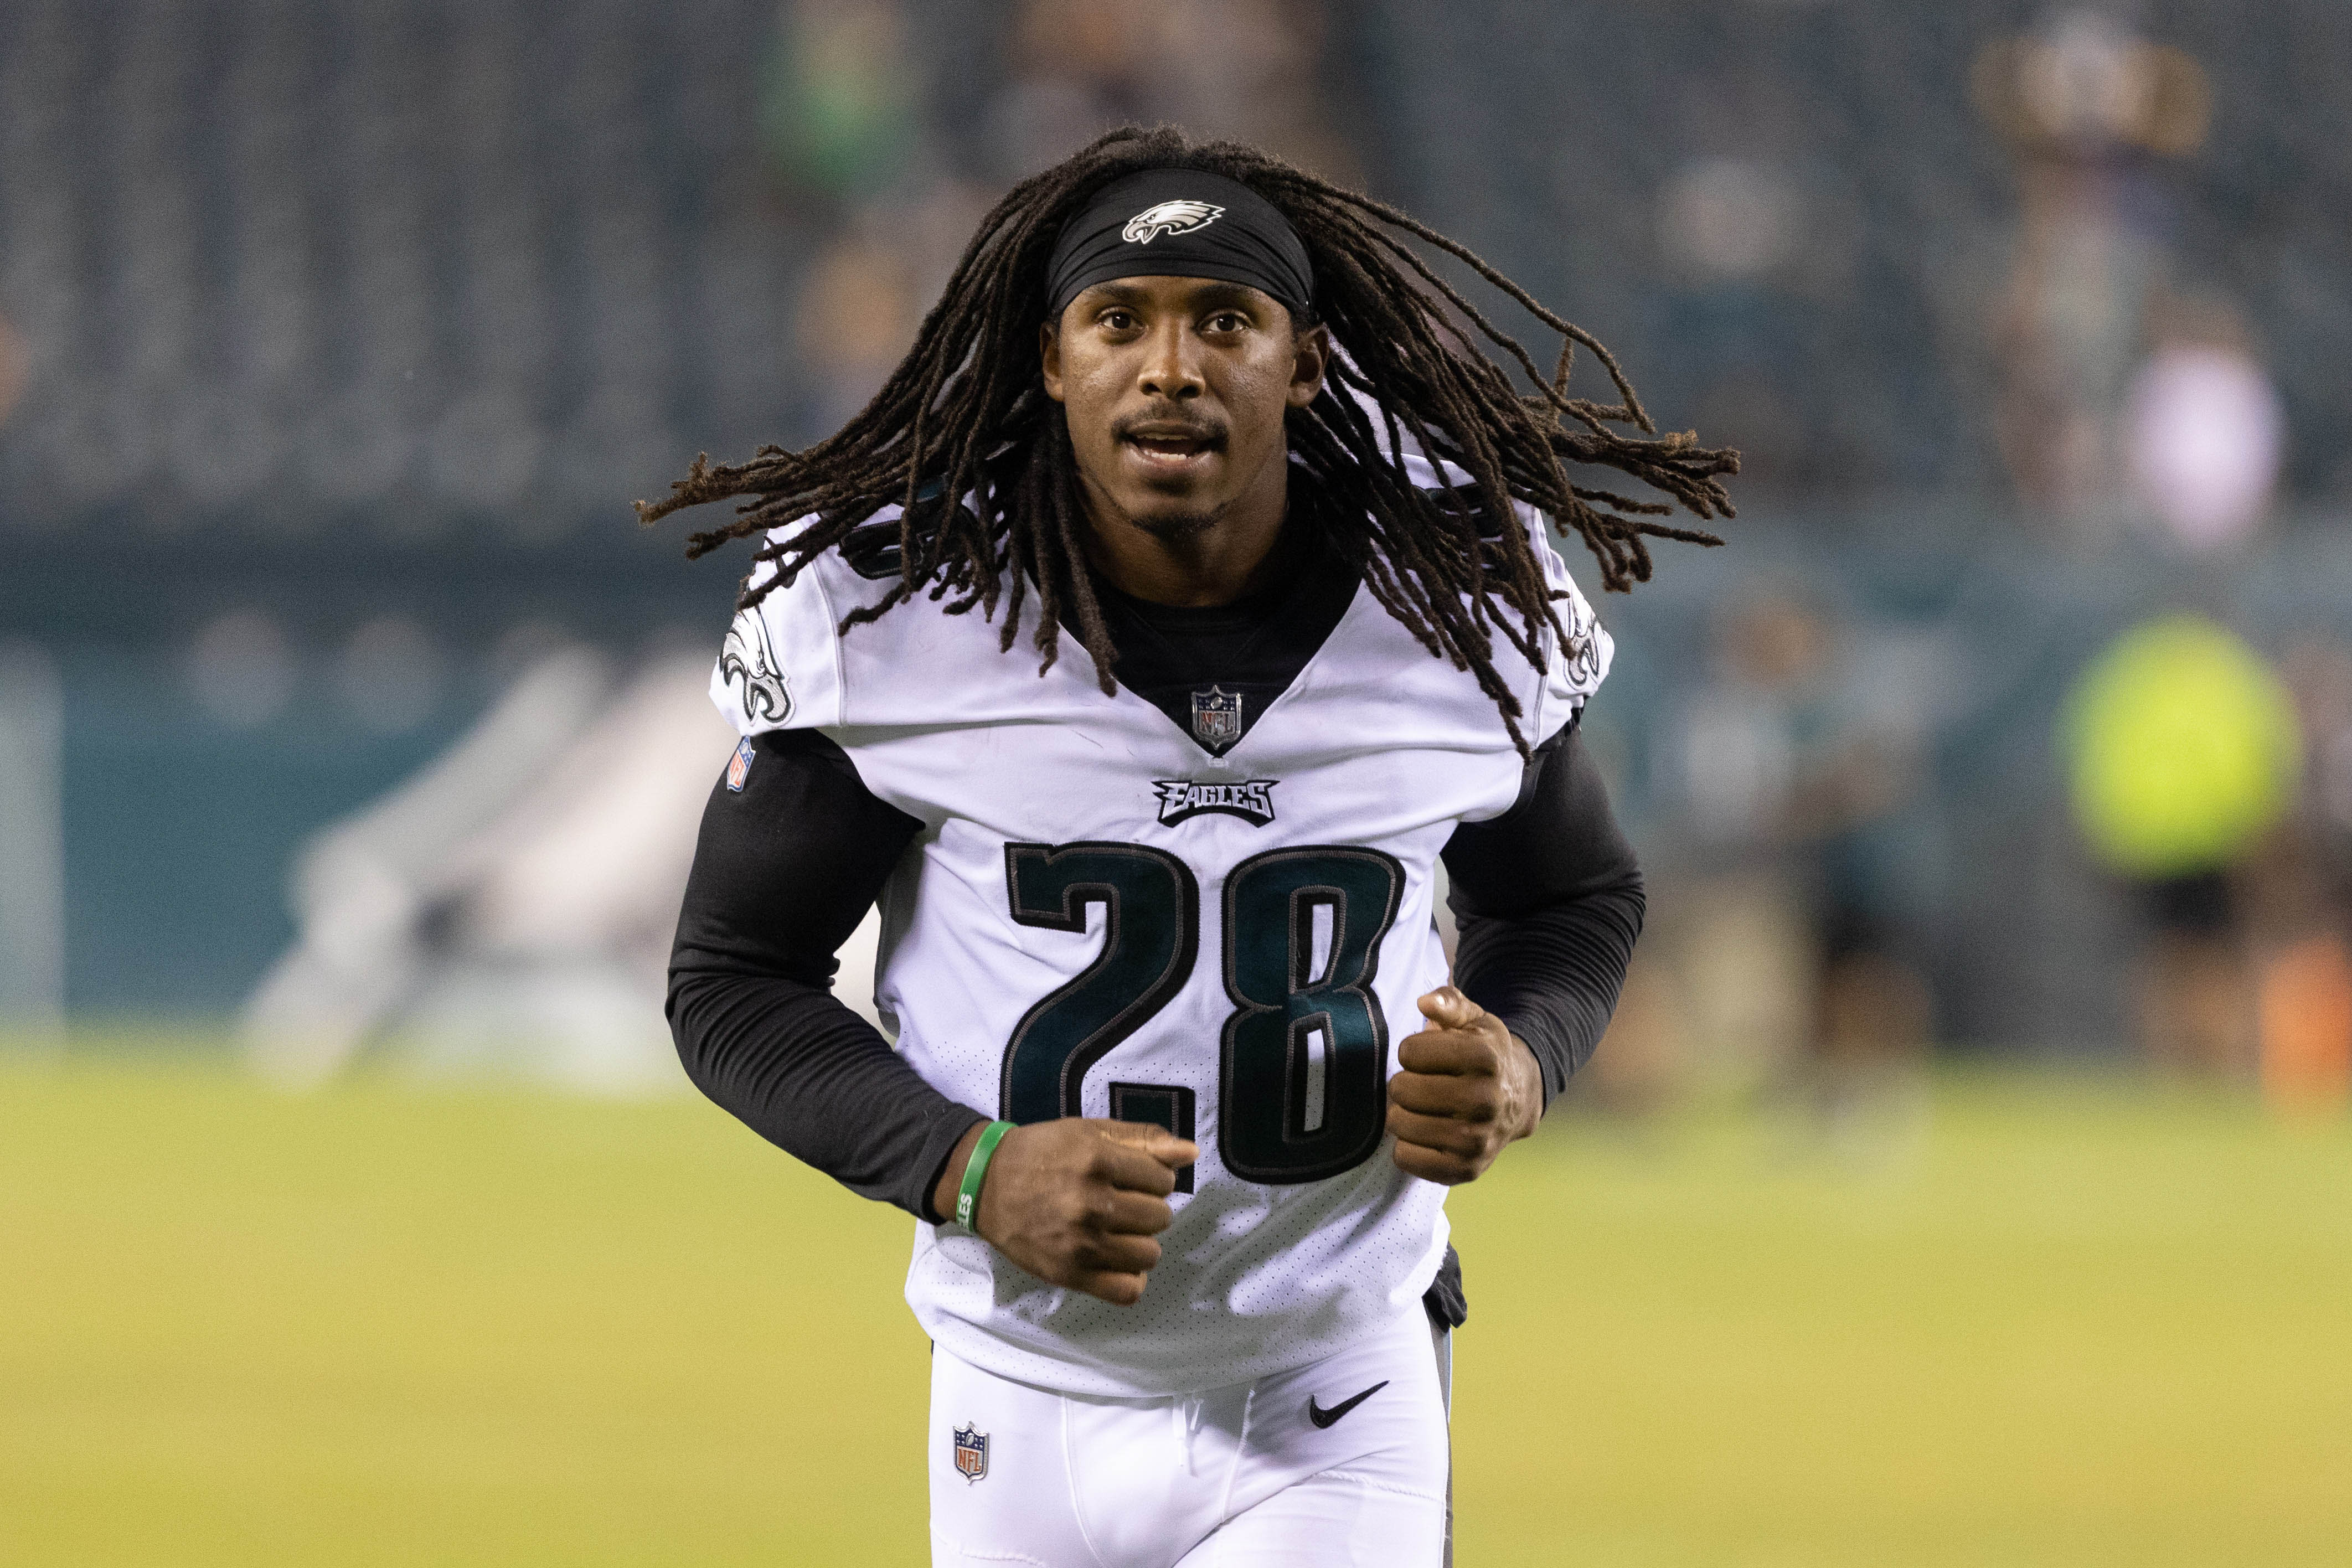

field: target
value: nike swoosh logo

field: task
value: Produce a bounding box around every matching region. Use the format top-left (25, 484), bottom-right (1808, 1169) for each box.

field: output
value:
top-left (1307, 1380), bottom-right (1389, 1428)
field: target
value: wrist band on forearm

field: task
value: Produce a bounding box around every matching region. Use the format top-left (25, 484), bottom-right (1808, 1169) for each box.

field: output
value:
top-left (955, 1120), bottom-right (1014, 1230)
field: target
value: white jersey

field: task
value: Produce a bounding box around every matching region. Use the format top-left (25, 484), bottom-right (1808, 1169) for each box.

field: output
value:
top-left (711, 479), bottom-right (1611, 1397)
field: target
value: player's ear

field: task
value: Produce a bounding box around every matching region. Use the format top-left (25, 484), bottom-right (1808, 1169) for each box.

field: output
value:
top-left (1287, 322), bottom-right (1332, 409)
top-left (1040, 321), bottom-right (1066, 403)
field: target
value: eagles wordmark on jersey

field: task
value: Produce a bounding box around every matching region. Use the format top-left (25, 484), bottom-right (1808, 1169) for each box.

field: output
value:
top-left (711, 479), bottom-right (1611, 1396)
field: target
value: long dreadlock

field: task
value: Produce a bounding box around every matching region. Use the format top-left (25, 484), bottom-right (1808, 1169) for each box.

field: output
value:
top-left (637, 126), bottom-right (1737, 756)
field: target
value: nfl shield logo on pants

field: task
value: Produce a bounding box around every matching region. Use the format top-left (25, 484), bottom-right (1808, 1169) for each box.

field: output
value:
top-left (952, 1423), bottom-right (988, 1483)
top-left (1191, 684), bottom-right (1243, 750)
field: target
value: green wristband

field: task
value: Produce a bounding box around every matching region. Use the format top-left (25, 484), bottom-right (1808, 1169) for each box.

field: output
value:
top-left (955, 1121), bottom-right (1014, 1231)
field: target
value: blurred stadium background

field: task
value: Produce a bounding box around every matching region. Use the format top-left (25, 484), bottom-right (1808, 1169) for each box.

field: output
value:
top-left (3, 2), bottom-right (2349, 1563)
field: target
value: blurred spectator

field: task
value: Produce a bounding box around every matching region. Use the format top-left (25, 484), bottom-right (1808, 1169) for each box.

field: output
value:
top-left (2123, 294), bottom-right (2283, 553)
top-left (2256, 936), bottom-right (2352, 1118)
top-left (2277, 639), bottom-right (2352, 915)
top-left (2063, 615), bottom-right (2299, 1076)
top-left (1623, 591), bottom-right (1933, 1116)
top-left (989, 0), bottom-right (1355, 186)
top-left (2250, 638), bottom-right (2352, 1118)
top-left (762, 0), bottom-right (920, 198)
top-left (797, 229), bottom-right (920, 432)
top-left (1654, 151), bottom-right (1856, 492)
top-left (1790, 639), bottom-right (1938, 1131)
top-left (791, 178), bottom-right (996, 431)
top-left (1976, 9), bottom-right (2210, 530)
top-left (1653, 592), bottom-right (1824, 1099)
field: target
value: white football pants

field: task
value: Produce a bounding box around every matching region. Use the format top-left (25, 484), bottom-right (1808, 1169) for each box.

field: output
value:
top-left (929, 1307), bottom-right (1452, 1567)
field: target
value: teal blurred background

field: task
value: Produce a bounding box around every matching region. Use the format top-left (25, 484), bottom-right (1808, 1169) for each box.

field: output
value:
top-left (3, 2), bottom-right (2349, 1091)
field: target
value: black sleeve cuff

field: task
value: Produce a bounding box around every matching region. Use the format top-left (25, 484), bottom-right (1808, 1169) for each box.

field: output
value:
top-left (915, 1107), bottom-right (992, 1226)
top-left (1455, 880), bottom-right (1645, 1105)
top-left (668, 969), bottom-right (989, 1220)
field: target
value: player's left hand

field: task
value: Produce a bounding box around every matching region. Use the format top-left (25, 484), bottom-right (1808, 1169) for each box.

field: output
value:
top-left (1386, 986), bottom-right (1544, 1184)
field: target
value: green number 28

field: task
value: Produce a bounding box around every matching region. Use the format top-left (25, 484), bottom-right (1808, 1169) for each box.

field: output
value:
top-left (1000, 842), bottom-right (1405, 1185)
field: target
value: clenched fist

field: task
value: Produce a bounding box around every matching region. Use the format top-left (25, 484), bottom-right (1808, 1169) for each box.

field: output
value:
top-left (1386, 986), bottom-right (1544, 1184)
top-left (933, 1117), bottom-right (1196, 1307)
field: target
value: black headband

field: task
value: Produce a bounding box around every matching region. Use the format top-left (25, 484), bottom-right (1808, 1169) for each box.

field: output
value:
top-left (1044, 168), bottom-right (1315, 324)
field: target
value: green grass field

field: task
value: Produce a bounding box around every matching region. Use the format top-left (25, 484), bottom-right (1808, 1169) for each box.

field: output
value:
top-left (4, 1056), bottom-right (2348, 1566)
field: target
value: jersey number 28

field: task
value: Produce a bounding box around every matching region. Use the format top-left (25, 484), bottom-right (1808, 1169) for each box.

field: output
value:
top-left (1000, 842), bottom-right (1405, 1185)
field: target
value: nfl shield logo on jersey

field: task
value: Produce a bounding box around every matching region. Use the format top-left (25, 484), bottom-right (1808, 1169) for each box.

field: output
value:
top-left (952, 1423), bottom-right (989, 1483)
top-left (725, 736), bottom-right (755, 792)
top-left (1191, 685), bottom-right (1243, 750)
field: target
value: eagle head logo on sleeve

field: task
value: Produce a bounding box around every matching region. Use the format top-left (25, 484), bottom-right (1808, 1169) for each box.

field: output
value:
top-left (1122, 199), bottom-right (1224, 245)
top-left (1558, 592), bottom-right (1611, 699)
top-left (719, 607), bottom-right (792, 726)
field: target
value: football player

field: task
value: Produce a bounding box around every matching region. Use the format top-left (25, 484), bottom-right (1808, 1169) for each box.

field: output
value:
top-left (647, 127), bottom-right (1735, 1566)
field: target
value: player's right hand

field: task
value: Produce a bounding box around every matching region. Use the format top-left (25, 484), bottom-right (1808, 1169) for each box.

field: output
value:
top-left (964, 1119), bottom-right (1196, 1307)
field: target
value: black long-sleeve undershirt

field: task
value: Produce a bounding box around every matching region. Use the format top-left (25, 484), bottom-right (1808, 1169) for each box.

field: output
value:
top-left (666, 718), bottom-right (1644, 1225)
top-left (1445, 724), bottom-right (1647, 1104)
top-left (667, 731), bottom-right (945, 1215)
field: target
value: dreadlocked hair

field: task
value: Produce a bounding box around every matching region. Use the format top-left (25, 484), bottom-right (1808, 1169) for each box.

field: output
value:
top-left (637, 125), bottom-right (1737, 756)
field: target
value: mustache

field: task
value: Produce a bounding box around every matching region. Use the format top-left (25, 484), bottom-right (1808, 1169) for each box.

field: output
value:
top-left (1112, 409), bottom-right (1227, 445)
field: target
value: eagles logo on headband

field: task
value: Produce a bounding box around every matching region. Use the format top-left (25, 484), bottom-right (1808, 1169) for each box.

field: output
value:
top-left (1046, 168), bottom-right (1315, 322)
top-left (1122, 200), bottom-right (1223, 244)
